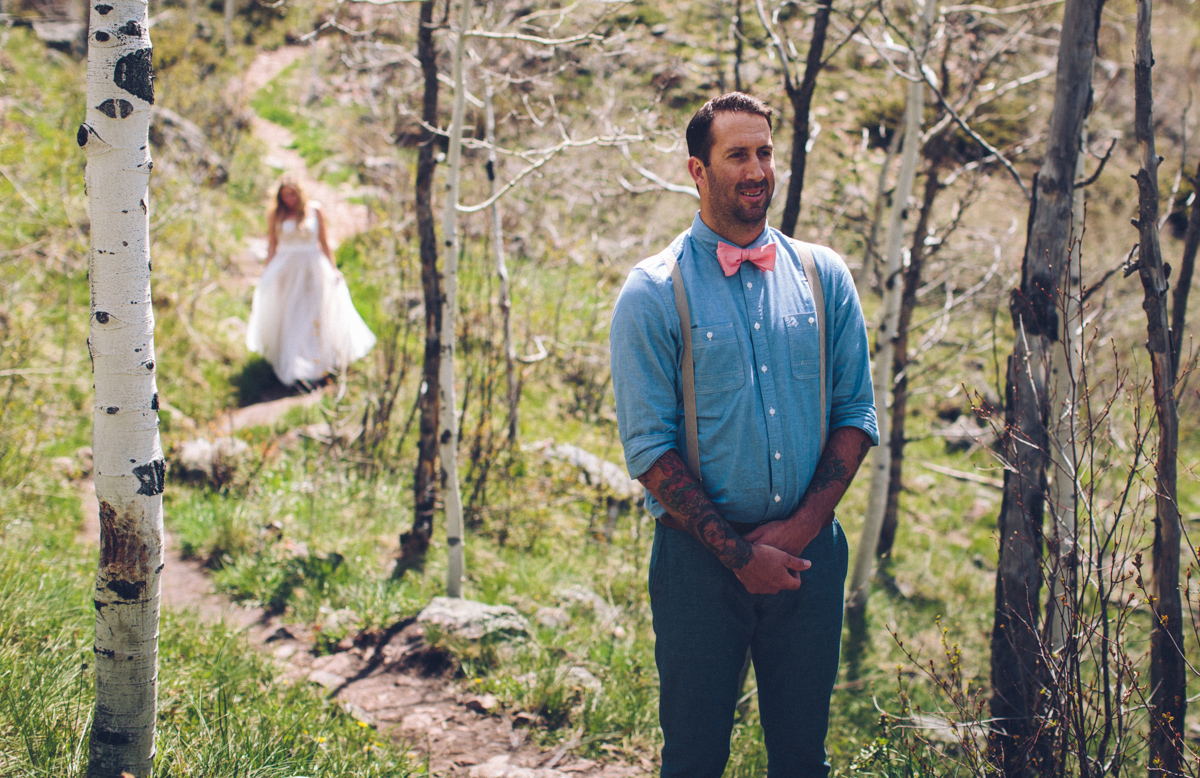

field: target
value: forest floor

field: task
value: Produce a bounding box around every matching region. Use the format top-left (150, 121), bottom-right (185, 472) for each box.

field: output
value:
top-left (73, 45), bottom-right (647, 778)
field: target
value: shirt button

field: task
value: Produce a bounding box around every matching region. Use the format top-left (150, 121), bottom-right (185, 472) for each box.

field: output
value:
top-left (706, 331), bottom-right (713, 340)
top-left (747, 282), bottom-right (753, 289)
top-left (809, 316), bottom-right (815, 325)
top-left (761, 364), bottom-right (768, 373)
top-left (774, 494), bottom-right (781, 503)
top-left (775, 451), bottom-right (781, 460)
top-left (769, 407), bottom-right (776, 416)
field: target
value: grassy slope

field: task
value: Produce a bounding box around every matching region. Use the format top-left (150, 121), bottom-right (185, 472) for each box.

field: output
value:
top-left (4, 0), bottom-right (1200, 775)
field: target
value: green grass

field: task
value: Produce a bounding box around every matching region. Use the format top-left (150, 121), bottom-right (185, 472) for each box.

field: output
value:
top-left (0, 475), bottom-right (414, 778)
top-left (250, 61), bottom-right (337, 169)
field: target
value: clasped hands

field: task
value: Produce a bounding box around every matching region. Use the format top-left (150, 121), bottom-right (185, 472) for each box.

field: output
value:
top-left (734, 512), bottom-right (822, 595)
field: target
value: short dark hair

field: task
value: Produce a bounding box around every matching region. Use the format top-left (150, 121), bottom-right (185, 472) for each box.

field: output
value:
top-left (686, 92), bottom-right (774, 165)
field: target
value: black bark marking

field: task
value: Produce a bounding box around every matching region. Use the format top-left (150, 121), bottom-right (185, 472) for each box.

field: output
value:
top-left (134, 459), bottom-right (166, 496)
top-left (114, 48), bottom-right (154, 104)
top-left (94, 645), bottom-right (115, 658)
top-left (97, 98), bottom-right (133, 119)
top-left (144, 360), bottom-right (155, 371)
top-left (140, 200), bottom-right (147, 213)
top-left (76, 125), bottom-right (88, 147)
top-left (106, 578), bottom-right (145, 600)
top-left (91, 725), bottom-right (134, 746)
top-left (440, 429), bottom-right (452, 444)
top-left (96, 4), bottom-right (113, 13)
top-left (94, 311), bottom-right (110, 324)
top-left (94, 599), bottom-right (106, 612)
top-left (151, 392), bottom-right (159, 410)
top-left (118, 20), bottom-right (141, 37)
top-left (106, 406), bottom-right (119, 414)
top-left (447, 536), bottom-right (461, 546)
top-left (94, 31), bottom-right (110, 42)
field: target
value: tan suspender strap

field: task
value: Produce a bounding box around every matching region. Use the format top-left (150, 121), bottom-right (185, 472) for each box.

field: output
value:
top-left (662, 241), bottom-right (825, 482)
top-left (663, 250), bottom-right (702, 482)
top-left (799, 246), bottom-right (827, 448)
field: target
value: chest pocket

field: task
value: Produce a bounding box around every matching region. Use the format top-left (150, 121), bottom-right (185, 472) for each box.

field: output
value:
top-left (691, 322), bottom-right (745, 395)
top-left (784, 312), bottom-right (821, 379)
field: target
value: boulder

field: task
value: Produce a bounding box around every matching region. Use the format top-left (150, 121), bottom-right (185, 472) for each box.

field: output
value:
top-left (175, 436), bottom-right (251, 487)
top-left (417, 597), bottom-right (530, 642)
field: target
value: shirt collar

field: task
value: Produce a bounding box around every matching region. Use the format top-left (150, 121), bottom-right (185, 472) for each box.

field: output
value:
top-left (689, 212), bottom-right (773, 258)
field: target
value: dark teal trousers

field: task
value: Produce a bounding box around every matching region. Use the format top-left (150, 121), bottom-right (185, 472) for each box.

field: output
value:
top-left (650, 519), bottom-right (849, 778)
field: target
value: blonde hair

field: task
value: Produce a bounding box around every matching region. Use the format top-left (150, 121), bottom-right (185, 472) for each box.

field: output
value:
top-left (270, 178), bottom-right (307, 226)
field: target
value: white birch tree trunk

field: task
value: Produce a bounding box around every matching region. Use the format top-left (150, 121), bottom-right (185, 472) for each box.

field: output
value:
top-left (81, 2), bottom-right (164, 776)
top-left (439, 0), bottom-right (472, 598)
top-left (847, 0), bottom-right (935, 609)
top-left (223, 0), bottom-right (234, 52)
top-left (1047, 123), bottom-right (1087, 650)
top-left (484, 83), bottom-right (519, 447)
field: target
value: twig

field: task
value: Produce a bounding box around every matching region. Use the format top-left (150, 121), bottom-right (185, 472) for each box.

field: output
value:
top-left (920, 461), bottom-right (1004, 489)
top-left (1075, 138), bottom-right (1117, 188)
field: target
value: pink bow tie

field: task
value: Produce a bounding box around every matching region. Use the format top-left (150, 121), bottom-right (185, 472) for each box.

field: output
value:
top-left (716, 241), bottom-right (777, 276)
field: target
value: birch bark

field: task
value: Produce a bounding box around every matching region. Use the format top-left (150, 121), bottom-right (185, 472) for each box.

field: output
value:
top-left (484, 83), bottom-right (519, 448)
top-left (81, 2), bottom-right (164, 776)
top-left (847, 0), bottom-right (934, 611)
top-left (439, 0), bottom-right (472, 597)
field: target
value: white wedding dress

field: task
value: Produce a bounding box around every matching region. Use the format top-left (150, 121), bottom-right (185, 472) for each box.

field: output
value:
top-left (246, 206), bottom-right (376, 386)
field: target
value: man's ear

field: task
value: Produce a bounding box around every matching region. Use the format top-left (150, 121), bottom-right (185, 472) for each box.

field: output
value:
top-left (687, 156), bottom-right (707, 190)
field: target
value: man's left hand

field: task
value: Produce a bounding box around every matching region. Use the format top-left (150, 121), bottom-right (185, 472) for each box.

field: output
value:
top-left (744, 513), bottom-right (821, 560)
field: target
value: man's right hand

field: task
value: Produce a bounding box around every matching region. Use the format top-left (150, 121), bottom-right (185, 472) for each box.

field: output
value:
top-left (734, 544), bottom-right (810, 595)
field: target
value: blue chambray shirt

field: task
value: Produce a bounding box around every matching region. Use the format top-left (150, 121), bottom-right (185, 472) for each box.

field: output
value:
top-left (610, 214), bottom-right (879, 525)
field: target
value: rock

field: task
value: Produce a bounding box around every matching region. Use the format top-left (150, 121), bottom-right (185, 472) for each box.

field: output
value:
top-left (469, 754), bottom-right (565, 778)
top-left (511, 710), bottom-right (540, 728)
top-left (555, 585), bottom-right (621, 624)
top-left (417, 597), bottom-right (530, 642)
top-left (534, 606), bottom-right (571, 630)
top-left (529, 440), bottom-right (641, 503)
top-left (308, 669), bottom-right (345, 689)
top-left (465, 693), bottom-right (500, 715)
top-left (150, 106), bottom-right (229, 184)
top-left (175, 436), bottom-right (251, 487)
top-left (563, 666), bottom-right (602, 695)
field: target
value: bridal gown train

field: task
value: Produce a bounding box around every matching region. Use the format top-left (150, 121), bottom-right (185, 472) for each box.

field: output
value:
top-left (246, 206), bottom-right (376, 386)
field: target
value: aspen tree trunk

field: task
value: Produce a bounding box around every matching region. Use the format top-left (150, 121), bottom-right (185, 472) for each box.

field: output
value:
top-left (484, 84), bottom-right (519, 448)
top-left (1133, 1), bottom-right (1185, 770)
top-left (438, 0), bottom-right (471, 597)
top-left (80, 3), bottom-right (164, 776)
top-left (1046, 124), bottom-right (1087, 650)
top-left (399, 0), bottom-right (442, 572)
top-left (778, 0), bottom-right (832, 238)
top-left (877, 167), bottom-right (940, 559)
top-left (847, 0), bottom-right (934, 613)
top-left (223, 0), bottom-right (234, 52)
top-left (988, 0), bottom-right (1103, 772)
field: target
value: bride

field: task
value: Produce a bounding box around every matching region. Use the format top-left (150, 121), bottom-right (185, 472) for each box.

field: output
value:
top-left (246, 180), bottom-right (376, 387)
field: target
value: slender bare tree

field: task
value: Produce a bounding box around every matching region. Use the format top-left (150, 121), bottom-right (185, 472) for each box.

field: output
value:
top-left (988, 0), bottom-right (1104, 771)
top-left (80, 2), bottom-right (164, 775)
top-left (438, 0), bottom-right (472, 596)
top-left (1131, 0), bottom-right (1185, 770)
top-left (398, 0), bottom-right (442, 574)
top-left (847, 0), bottom-right (934, 614)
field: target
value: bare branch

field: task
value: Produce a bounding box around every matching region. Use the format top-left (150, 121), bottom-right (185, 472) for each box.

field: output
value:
top-left (1074, 137), bottom-right (1117, 188)
top-left (464, 29), bottom-right (602, 46)
top-left (942, 0), bottom-right (1063, 14)
top-left (755, 0), bottom-right (794, 92)
top-left (619, 144), bottom-right (700, 199)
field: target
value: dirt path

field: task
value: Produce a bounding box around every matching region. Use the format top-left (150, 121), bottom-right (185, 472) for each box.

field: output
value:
top-left (77, 48), bottom-right (648, 778)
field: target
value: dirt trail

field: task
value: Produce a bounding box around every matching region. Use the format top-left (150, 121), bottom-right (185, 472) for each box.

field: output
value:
top-left (76, 47), bottom-right (647, 778)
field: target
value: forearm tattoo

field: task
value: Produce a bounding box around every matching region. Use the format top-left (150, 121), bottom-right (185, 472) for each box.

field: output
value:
top-left (639, 451), bottom-right (753, 571)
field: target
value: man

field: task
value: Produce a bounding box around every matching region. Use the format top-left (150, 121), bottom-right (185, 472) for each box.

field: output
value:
top-left (609, 93), bottom-right (878, 777)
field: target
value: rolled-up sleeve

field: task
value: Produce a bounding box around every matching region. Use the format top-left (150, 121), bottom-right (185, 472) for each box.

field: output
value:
top-left (822, 249), bottom-right (879, 445)
top-left (609, 267), bottom-right (681, 480)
